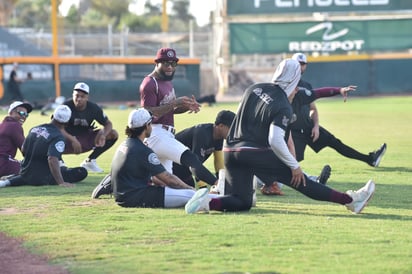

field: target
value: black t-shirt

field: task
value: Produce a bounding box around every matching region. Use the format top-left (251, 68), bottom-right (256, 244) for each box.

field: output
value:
top-left (290, 79), bottom-right (317, 130)
top-left (227, 82), bottom-right (293, 148)
top-left (112, 138), bottom-right (165, 201)
top-left (20, 123), bottom-right (65, 181)
top-left (175, 123), bottom-right (222, 163)
top-left (64, 100), bottom-right (108, 136)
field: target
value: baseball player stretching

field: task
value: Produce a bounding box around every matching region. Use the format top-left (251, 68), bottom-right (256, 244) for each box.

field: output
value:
top-left (185, 59), bottom-right (375, 214)
top-left (173, 110), bottom-right (235, 188)
top-left (290, 53), bottom-right (386, 167)
top-left (139, 47), bottom-right (218, 187)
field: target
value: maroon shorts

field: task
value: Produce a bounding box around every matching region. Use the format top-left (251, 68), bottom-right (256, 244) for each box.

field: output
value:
top-left (0, 157), bottom-right (21, 177)
top-left (64, 129), bottom-right (99, 154)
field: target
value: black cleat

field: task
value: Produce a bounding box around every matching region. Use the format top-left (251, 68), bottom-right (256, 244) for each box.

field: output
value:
top-left (91, 174), bottom-right (112, 199)
top-left (317, 165), bottom-right (331, 185)
top-left (369, 143), bottom-right (387, 167)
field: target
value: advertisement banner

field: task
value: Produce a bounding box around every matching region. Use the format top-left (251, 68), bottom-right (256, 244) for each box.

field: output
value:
top-left (229, 19), bottom-right (412, 54)
top-left (227, 0), bottom-right (412, 14)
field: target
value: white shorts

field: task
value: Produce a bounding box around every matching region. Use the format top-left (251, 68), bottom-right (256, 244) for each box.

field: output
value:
top-left (145, 124), bottom-right (188, 173)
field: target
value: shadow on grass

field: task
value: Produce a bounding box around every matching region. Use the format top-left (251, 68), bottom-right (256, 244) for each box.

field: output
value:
top-left (0, 181), bottom-right (99, 198)
top-left (252, 181), bottom-right (412, 217)
top-left (374, 166), bottom-right (412, 173)
top-left (252, 206), bottom-right (412, 221)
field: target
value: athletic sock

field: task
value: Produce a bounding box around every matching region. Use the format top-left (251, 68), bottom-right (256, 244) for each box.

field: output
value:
top-left (209, 198), bottom-right (222, 211)
top-left (330, 189), bottom-right (353, 205)
top-left (88, 138), bottom-right (117, 160)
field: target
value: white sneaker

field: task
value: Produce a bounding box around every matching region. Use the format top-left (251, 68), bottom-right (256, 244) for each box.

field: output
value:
top-left (185, 188), bottom-right (211, 214)
top-left (345, 180), bottom-right (375, 214)
top-left (0, 180), bottom-right (10, 188)
top-left (81, 159), bottom-right (103, 173)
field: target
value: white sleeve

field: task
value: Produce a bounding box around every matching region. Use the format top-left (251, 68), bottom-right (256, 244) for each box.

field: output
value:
top-left (268, 124), bottom-right (300, 170)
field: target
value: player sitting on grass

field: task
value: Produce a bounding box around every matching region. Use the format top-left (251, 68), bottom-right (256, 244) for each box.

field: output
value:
top-left (92, 108), bottom-right (218, 208)
top-left (0, 105), bottom-right (88, 188)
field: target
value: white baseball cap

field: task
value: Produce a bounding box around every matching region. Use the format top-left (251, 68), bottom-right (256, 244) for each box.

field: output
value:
top-left (128, 108), bottom-right (153, 128)
top-left (292, 53), bottom-right (307, 64)
top-left (8, 101), bottom-right (33, 114)
top-left (73, 82), bottom-right (90, 94)
top-left (53, 105), bottom-right (72, 123)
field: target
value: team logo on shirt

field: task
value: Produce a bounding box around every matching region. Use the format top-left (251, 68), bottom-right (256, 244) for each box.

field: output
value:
top-left (148, 153), bottom-right (161, 165)
top-left (282, 115), bottom-right (290, 127)
top-left (253, 88), bottom-right (274, 104)
top-left (31, 127), bottom-right (50, 139)
top-left (55, 141), bottom-right (65, 153)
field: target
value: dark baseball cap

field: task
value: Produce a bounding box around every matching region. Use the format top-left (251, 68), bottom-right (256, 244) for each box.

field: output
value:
top-left (215, 110), bottom-right (235, 127)
top-left (154, 47), bottom-right (179, 63)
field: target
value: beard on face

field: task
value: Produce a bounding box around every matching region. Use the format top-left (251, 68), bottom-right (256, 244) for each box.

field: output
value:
top-left (158, 69), bottom-right (175, 81)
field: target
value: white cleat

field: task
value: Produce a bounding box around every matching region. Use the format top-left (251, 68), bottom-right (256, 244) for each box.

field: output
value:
top-left (185, 188), bottom-right (211, 214)
top-left (81, 159), bottom-right (104, 173)
top-left (345, 180), bottom-right (376, 214)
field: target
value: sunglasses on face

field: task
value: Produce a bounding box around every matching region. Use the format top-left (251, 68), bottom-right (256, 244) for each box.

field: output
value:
top-left (16, 110), bottom-right (29, 118)
top-left (161, 61), bottom-right (178, 68)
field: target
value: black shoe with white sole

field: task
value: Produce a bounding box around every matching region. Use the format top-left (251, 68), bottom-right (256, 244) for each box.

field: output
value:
top-left (317, 165), bottom-right (331, 185)
top-left (91, 174), bottom-right (113, 199)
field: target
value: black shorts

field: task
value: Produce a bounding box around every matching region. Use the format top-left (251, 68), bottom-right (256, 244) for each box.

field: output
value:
top-left (292, 126), bottom-right (337, 161)
top-left (115, 186), bottom-right (165, 208)
top-left (9, 167), bottom-right (87, 186)
top-left (64, 129), bottom-right (99, 154)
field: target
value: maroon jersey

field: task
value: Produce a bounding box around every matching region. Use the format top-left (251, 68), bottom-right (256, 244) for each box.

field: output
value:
top-left (140, 76), bottom-right (176, 126)
top-left (0, 116), bottom-right (25, 158)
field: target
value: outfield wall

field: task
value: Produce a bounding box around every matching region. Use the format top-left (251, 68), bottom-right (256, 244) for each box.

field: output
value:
top-left (301, 54), bottom-right (412, 95)
top-left (1, 55), bottom-right (411, 105)
top-left (0, 57), bottom-right (200, 106)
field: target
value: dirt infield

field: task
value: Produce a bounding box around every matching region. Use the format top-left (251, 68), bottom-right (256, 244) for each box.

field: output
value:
top-left (0, 232), bottom-right (69, 274)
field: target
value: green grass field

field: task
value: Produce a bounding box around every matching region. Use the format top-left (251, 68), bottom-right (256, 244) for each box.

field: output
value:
top-left (0, 96), bottom-right (411, 274)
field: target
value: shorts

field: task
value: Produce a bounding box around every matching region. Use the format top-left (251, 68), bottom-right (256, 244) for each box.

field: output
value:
top-left (0, 157), bottom-right (21, 177)
top-left (292, 126), bottom-right (337, 161)
top-left (115, 186), bottom-right (165, 208)
top-left (10, 167), bottom-right (87, 186)
top-left (64, 129), bottom-right (99, 154)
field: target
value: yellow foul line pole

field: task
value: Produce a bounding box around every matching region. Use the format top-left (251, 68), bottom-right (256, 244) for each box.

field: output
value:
top-left (51, 0), bottom-right (61, 97)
